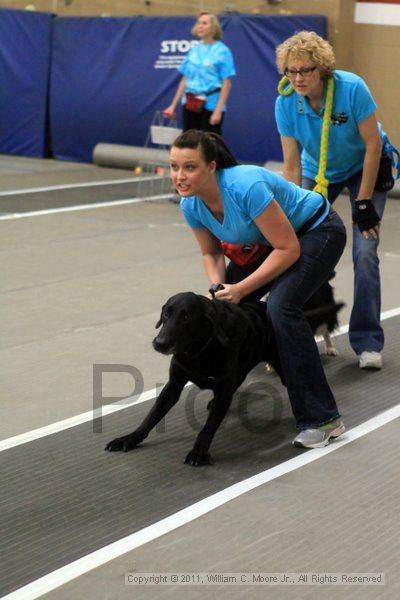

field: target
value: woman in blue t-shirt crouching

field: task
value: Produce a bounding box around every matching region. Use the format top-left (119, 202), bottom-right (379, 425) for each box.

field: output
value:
top-left (169, 129), bottom-right (347, 449)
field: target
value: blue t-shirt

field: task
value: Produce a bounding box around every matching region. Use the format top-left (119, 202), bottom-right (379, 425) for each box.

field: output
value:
top-left (275, 70), bottom-right (385, 183)
top-left (179, 41), bottom-right (236, 111)
top-left (180, 165), bottom-right (328, 247)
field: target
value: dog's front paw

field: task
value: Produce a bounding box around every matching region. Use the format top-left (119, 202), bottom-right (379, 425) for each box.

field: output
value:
top-left (105, 432), bottom-right (142, 452)
top-left (184, 448), bottom-right (214, 466)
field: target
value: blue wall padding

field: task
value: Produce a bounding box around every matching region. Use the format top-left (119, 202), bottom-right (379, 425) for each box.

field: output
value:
top-left (0, 9), bottom-right (53, 157)
top-left (50, 16), bottom-right (185, 163)
top-left (0, 10), bottom-right (326, 163)
top-left (50, 14), bottom-right (326, 164)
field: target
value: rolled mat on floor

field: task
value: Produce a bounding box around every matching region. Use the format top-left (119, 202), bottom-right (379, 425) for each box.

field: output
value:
top-left (93, 143), bottom-right (170, 169)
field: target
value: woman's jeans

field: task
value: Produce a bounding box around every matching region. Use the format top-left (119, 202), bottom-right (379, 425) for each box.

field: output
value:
top-left (226, 210), bottom-right (347, 430)
top-left (303, 173), bottom-right (387, 355)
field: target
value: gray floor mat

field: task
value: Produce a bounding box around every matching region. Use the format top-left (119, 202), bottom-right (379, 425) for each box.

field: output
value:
top-left (0, 316), bottom-right (398, 596)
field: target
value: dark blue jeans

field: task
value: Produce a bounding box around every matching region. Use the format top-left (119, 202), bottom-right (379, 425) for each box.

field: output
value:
top-left (303, 173), bottom-right (387, 355)
top-left (226, 211), bottom-right (347, 429)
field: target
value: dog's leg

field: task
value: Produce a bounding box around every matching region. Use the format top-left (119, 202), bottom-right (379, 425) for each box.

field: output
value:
top-left (185, 391), bottom-right (233, 466)
top-left (321, 327), bottom-right (339, 356)
top-left (105, 376), bottom-right (186, 453)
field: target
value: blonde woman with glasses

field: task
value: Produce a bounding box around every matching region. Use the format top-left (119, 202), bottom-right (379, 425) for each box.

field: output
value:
top-left (275, 30), bottom-right (399, 371)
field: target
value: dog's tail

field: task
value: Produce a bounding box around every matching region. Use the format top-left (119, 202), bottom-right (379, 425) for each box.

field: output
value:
top-left (304, 301), bottom-right (345, 332)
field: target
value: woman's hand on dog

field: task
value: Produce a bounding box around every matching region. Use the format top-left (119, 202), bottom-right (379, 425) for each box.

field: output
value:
top-left (213, 283), bottom-right (243, 304)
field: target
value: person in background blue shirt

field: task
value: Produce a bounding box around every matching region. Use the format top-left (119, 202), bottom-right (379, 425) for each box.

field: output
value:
top-left (275, 30), bottom-right (398, 371)
top-left (170, 129), bottom-right (347, 449)
top-left (163, 12), bottom-right (236, 135)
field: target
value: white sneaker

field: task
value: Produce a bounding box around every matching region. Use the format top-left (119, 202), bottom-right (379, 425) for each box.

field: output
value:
top-left (359, 351), bottom-right (382, 370)
top-left (293, 419), bottom-right (345, 449)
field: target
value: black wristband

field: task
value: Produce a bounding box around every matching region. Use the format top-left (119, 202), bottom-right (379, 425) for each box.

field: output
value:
top-left (209, 283), bottom-right (225, 298)
top-left (352, 200), bottom-right (380, 233)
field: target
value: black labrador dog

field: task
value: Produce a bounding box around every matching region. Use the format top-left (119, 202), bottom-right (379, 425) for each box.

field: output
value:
top-left (105, 292), bottom-right (283, 466)
top-left (106, 285), bottom-right (343, 466)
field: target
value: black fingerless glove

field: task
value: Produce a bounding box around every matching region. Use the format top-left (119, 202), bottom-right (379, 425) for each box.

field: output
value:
top-left (352, 200), bottom-right (380, 233)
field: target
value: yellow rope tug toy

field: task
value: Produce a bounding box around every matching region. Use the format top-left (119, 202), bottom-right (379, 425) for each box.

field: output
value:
top-left (277, 75), bottom-right (293, 96)
top-left (277, 75), bottom-right (335, 198)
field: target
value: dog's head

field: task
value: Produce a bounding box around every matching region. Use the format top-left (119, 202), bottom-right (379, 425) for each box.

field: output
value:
top-left (153, 292), bottom-right (230, 356)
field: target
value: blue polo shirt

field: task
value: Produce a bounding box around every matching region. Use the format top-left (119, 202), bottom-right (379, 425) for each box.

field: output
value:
top-left (180, 165), bottom-right (328, 247)
top-left (179, 41), bottom-right (236, 111)
top-left (275, 70), bottom-right (384, 183)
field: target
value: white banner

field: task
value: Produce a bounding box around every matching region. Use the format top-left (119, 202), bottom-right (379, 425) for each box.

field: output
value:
top-left (355, 2), bottom-right (400, 25)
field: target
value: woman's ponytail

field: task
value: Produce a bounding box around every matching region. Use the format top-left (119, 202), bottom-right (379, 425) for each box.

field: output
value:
top-left (206, 132), bottom-right (238, 168)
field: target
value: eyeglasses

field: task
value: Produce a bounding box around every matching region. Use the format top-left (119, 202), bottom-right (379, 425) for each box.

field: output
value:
top-left (284, 67), bottom-right (317, 79)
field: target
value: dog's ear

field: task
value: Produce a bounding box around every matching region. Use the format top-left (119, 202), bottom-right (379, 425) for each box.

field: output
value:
top-left (155, 307), bottom-right (164, 329)
top-left (155, 301), bottom-right (168, 329)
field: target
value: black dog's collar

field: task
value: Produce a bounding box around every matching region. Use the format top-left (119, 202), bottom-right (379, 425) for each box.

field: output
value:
top-left (209, 283), bottom-right (225, 299)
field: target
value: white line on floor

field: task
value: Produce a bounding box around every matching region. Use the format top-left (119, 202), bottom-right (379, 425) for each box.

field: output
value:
top-left (0, 177), bottom-right (150, 196)
top-left (0, 193), bottom-right (174, 220)
top-left (0, 388), bottom-right (157, 452)
top-left (2, 403), bottom-right (399, 600)
top-left (1, 307), bottom-right (399, 453)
